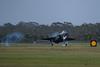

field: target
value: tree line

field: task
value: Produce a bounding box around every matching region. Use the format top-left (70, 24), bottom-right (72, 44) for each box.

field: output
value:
top-left (0, 21), bottom-right (100, 43)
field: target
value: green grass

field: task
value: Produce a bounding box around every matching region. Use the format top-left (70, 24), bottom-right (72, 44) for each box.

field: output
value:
top-left (0, 43), bottom-right (100, 67)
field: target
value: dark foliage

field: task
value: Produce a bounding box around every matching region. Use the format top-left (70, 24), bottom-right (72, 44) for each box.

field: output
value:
top-left (0, 21), bottom-right (100, 43)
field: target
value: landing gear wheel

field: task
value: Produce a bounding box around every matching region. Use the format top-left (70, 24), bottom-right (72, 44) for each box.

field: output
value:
top-left (51, 43), bottom-right (53, 46)
top-left (65, 44), bottom-right (67, 46)
top-left (50, 42), bottom-right (54, 46)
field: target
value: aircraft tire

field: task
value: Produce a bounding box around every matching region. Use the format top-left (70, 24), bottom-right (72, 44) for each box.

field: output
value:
top-left (51, 44), bottom-right (53, 46)
top-left (65, 44), bottom-right (67, 46)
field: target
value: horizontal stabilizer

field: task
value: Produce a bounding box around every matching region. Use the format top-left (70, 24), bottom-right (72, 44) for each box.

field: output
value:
top-left (66, 38), bottom-right (75, 41)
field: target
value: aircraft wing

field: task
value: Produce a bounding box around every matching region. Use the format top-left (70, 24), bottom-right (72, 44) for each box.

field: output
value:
top-left (65, 38), bottom-right (75, 41)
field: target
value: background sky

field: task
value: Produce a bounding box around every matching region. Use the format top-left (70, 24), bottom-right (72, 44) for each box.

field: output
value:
top-left (0, 0), bottom-right (100, 25)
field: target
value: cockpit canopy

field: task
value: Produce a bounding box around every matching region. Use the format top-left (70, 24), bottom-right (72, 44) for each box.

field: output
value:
top-left (49, 32), bottom-right (60, 37)
top-left (49, 30), bottom-right (69, 38)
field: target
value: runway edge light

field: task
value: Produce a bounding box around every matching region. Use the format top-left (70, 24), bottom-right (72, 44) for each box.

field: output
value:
top-left (90, 40), bottom-right (97, 47)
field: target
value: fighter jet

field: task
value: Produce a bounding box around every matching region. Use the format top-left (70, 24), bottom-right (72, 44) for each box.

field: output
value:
top-left (43, 30), bottom-right (75, 46)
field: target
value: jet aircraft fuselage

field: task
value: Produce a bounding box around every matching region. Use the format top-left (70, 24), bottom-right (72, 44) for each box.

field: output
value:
top-left (43, 31), bottom-right (75, 46)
